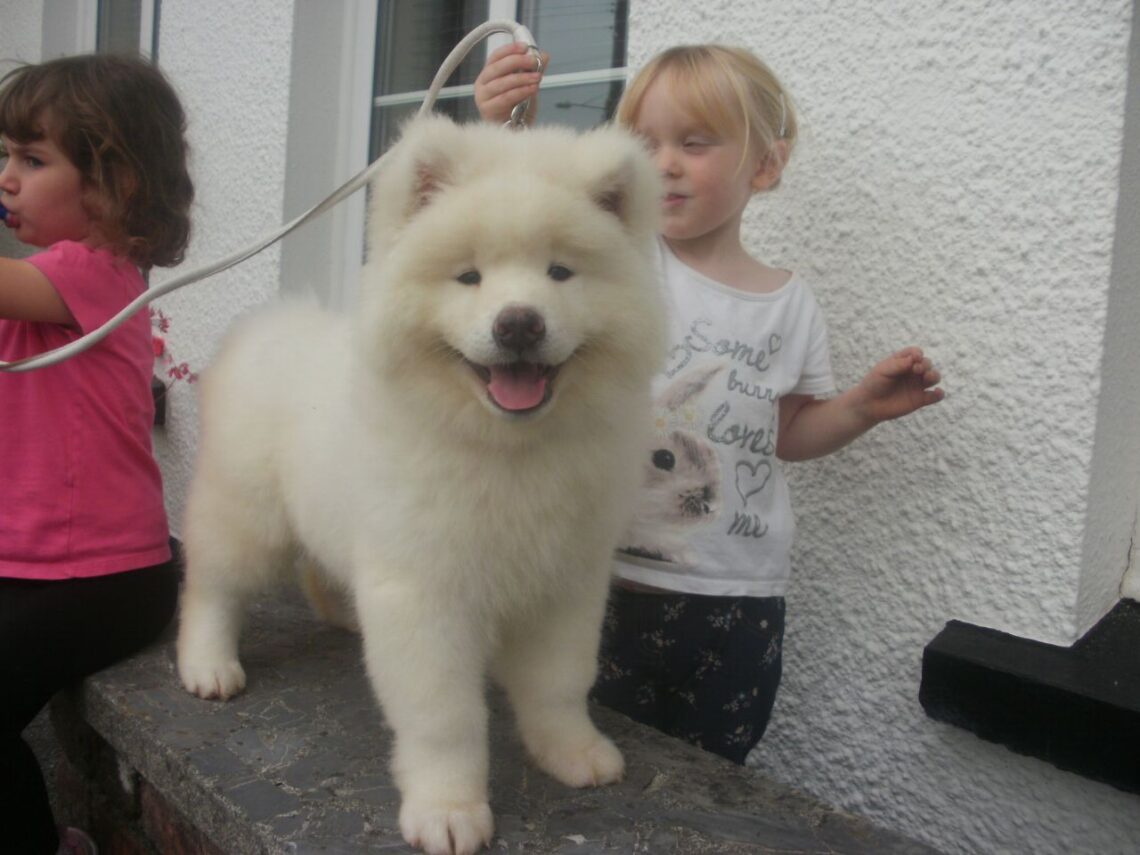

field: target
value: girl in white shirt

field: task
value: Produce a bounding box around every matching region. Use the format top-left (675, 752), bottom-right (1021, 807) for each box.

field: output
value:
top-left (477, 43), bottom-right (942, 763)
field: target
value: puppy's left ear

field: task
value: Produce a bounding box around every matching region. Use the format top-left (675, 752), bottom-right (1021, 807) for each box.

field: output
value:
top-left (581, 130), bottom-right (659, 235)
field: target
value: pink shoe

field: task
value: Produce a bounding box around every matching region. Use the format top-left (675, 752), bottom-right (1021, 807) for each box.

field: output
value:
top-left (57, 827), bottom-right (99, 855)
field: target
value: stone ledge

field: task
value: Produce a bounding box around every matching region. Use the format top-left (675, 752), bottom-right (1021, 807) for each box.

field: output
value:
top-left (919, 599), bottom-right (1140, 794)
top-left (54, 591), bottom-right (941, 854)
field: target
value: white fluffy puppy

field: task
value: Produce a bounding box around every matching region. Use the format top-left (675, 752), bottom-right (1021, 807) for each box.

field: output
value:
top-left (176, 115), bottom-right (663, 855)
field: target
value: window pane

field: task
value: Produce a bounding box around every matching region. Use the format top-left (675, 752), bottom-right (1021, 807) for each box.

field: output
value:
top-left (520, 0), bottom-right (627, 76)
top-left (371, 0), bottom-right (490, 158)
top-left (533, 80), bottom-right (623, 131)
top-left (374, 0), bottom-right (490, 94)
top-left (370, 0), bottom-right (628, 156)
top-left (97, 0), bottom-right (142, 54)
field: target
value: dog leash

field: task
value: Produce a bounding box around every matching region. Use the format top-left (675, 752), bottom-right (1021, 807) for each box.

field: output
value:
top-left (0, 20), bottom-right (540, 373)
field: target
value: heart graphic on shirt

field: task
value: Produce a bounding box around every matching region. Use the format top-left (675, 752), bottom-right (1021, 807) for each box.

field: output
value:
top-left (735, 460), bottom-right (772, 506)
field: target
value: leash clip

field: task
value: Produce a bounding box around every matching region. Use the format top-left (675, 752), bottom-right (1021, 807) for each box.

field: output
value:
top-left (506, 45), bottom-right (543, 129)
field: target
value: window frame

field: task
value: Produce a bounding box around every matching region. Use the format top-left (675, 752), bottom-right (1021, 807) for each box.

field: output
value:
top-left (372, 1), bottom-right (628, 134)
top-left (285, 0), bottom-right (629, 308)
top-left (41, 0), bottom-right (97, 57)
top-left (97, 0), bottom-right (159, 57)
top-left (40, 0), bottom-right (158, 59)
top-left (280, 0), bottom-right (378, 308)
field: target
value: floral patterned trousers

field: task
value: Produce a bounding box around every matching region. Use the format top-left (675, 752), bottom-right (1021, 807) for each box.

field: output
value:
top-left (592, 586), bottom-right (785, 765)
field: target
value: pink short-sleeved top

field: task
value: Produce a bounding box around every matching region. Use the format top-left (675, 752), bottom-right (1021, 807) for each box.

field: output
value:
top-left (0, 241), bottom-right (171, 579)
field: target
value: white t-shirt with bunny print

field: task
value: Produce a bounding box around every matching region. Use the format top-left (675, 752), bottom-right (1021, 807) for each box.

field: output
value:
top-left (615, 241), bottom-right (837, 597)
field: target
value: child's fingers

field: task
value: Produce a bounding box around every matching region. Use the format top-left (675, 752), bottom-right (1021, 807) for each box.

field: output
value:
top-left (919, 365), bottom-right (941, 387)
top-left (483, 41), bottom-right (542, 71)
top-left (476, 76), bottom-right (540, 111)
top-left (475, 65), bottom-right (541, 121)
top-left (478, 45), bottom-right (544, 84)
top-left (886, 347), bottom-right (942, 380)
top-left (475, 63), bottom-right (532, 98)
top-left (912, 357), bottom-right (944, 394)
top-left (897, 353), bottom-right (941, 390)
top-left (494, 52), bottom-right (542, 77)
top-left (920, 387), bottom-right (946, 407)
top-left (475, 47), bottom-right (545, 120)
top-left (894, 345), bottom-right (923, 361)
top-left (478, 86), bottom-right (540, 122)
top-left (877, 349), bottom-right (919, 378)
top-left (485, 42), bottom-right (529, 64)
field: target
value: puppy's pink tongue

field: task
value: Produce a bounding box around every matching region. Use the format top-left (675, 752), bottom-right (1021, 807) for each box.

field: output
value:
top-left (488, 363), bottom-right (547, 411)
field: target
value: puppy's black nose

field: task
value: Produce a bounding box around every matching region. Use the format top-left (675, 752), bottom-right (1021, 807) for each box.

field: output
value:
top-left (493, 306), bottom-right (546, 352)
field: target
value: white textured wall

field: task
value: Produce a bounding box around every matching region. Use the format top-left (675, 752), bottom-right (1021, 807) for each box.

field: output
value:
top-left (4, 2), bottom-right (1138, 852)
top-left (0, 1), bottom-right (42, 65)
top-left (0, 0), bottom-right (295, 533)
top-left (148, 0), bottom-right (296, 528)
top-left (628, 2), bottom-right (1140, 854)
top-left (1088, 0), bottom-right (1140, 618)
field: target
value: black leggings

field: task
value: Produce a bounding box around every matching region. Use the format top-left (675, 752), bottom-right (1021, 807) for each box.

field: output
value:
top-left (0, 562), bottom-right (180, 854)
top-left (593, 588), bottom-right (784, 764)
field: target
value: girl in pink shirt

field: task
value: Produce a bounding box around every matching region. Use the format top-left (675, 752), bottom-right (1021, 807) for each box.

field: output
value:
top-left (0, 54), bottom-right (193, 855)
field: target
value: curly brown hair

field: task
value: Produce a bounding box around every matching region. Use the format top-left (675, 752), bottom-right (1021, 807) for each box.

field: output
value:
top-left (0, 53), bottom-right (194, 268)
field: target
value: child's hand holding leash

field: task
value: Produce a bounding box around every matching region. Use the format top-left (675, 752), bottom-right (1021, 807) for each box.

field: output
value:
top-left (475, 42), bottom-right (548, 125)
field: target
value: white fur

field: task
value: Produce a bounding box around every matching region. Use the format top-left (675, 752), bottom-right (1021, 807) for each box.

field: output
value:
top-left (176, 116), bottom-right (663, 855)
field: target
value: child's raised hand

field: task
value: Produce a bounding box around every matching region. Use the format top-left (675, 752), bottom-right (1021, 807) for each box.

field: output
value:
top-left (856, 346), bottom-right (944, 424)
top-left (474, 42), bottom-right (548, 124)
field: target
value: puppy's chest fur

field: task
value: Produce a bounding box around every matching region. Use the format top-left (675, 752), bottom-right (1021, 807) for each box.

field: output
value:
top-left (351, 415), bottom-right (628, 601)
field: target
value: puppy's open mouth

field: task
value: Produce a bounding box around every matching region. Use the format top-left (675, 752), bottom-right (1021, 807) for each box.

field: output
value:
top-left (466, 360), bottom-right (561, 413)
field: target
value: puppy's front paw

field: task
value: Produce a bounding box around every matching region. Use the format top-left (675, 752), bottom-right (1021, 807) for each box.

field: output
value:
top-left (534, 734), bottom-right (624, 788)
top-left (177, 651), bottom-right (246, 700)
top-left (399, 798), bottom-right (493, 855)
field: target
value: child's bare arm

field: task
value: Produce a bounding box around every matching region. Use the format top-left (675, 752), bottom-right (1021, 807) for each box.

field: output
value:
top-left (474, 42), bottom-right (547, 124)
top-left (776, 347), bottom-right (943, 461)
top-left (0, 257), bottom-right (74, 324)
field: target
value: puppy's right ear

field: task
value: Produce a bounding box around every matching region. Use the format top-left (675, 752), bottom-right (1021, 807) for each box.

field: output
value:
top-left (368, 115), bottom-right (463, 255)
top-left (410, 153), bottom-right (452, 215)
top-left (383, 115), bottom-right (461, 223)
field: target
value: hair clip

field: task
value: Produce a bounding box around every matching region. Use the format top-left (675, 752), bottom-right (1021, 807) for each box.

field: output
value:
top-left (778, 93), bottom-right (787, 139)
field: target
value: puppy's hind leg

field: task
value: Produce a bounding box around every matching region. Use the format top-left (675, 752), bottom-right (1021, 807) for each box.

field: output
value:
top-left (176, 477), bottom-right (291, 700)
top-left (494, 581), bottom-right (624, 788)
top-left (299, 557), bottom-right (358, 632)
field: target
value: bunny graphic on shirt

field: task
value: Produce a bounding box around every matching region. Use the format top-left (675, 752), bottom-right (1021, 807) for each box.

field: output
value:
top-left (620, 364), bottom-right (724, 565)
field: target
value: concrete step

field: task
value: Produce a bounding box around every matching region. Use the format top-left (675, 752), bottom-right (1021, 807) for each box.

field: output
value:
top-left (50, 591), bottom-right (941, 854)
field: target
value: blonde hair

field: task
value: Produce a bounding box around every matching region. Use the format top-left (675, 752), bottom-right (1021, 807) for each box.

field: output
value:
top-left (617, 45), bottom-right (797, 180)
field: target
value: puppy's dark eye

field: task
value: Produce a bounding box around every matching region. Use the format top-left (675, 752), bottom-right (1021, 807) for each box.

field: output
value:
top-left (456, 269), bottom-right (481, 286)
top-left (652, 449), bottom-right (675, 471)
top-left (547, 264), bottom-right (574, 282)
